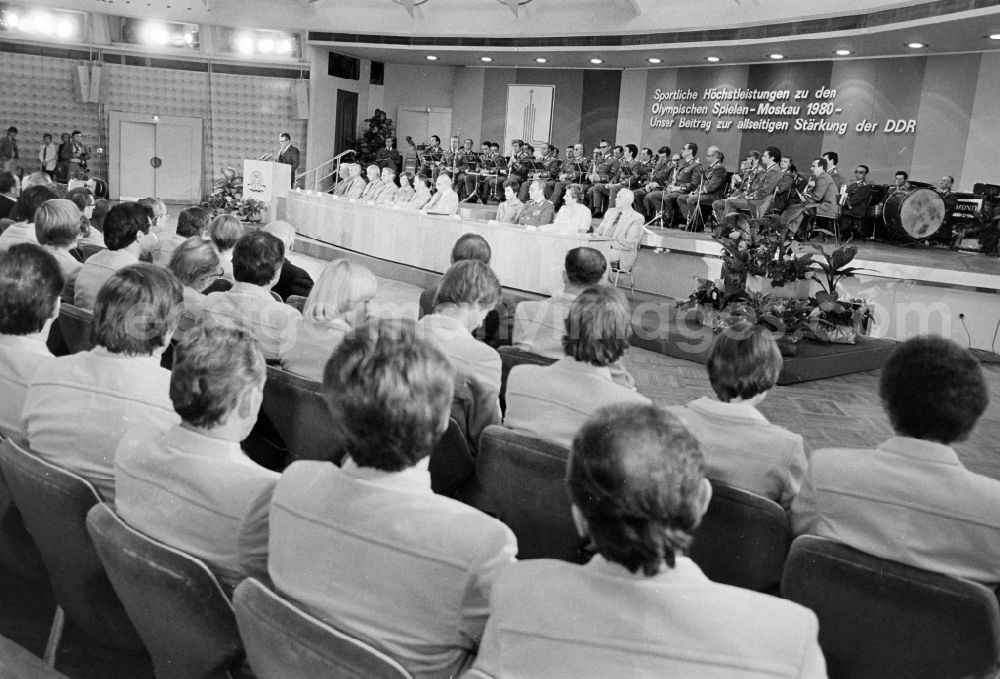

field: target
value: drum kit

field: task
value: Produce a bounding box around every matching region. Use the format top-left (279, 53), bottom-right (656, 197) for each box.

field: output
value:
top-left (870, 182), bottom-right (997, 252)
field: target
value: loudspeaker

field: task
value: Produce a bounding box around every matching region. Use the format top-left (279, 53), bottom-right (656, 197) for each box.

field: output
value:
top-left (89, 62), bottom-right (103, 103)
top-left (294, 79), bottom-right (309, 119)
top-left (370, 61), bottom-right (384, 86)
top-left (73, 64), bottom-right (91, 102)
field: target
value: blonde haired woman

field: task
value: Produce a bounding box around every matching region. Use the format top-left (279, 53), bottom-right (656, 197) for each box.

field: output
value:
top-left (281, 259), bottom-right (377, 381)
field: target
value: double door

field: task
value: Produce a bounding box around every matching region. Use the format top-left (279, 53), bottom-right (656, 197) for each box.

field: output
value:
top-left (109, 112), bottom-right (203, 202)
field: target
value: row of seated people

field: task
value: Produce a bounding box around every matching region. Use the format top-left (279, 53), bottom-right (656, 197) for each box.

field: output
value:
top-left (2, 214), bottom-right (998, 674)
top-left (0, 248), bottom-right (826, 675)
top-left (327, 161), bottom-right (463, 215)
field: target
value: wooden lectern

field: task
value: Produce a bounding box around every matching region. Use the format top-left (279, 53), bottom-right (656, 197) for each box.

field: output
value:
top-left (243, 160), bottom-right (291, 221)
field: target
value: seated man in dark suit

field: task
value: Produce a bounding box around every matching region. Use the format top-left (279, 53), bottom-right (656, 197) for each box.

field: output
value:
top-left (263, 220), bottom-right (314, 301)
top-left (792, 336), bottom-right (1000, 585)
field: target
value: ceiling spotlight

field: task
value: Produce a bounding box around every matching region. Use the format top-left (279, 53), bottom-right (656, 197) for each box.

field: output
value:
top-left (480, 56), bottom-right (493, 62)
top-left (590, 58), bottom-right (603, 64)
top-left (275, 39), bottom-right (292, 55)
top-left (235, 34), bottom-right (255, 54)
top-left (907, 42), bottom-right (926, 49)
top-left (706, 56), bottom-right (720, 62)
top-left (55, 18), bottom-right (73, 38)
top-left (425, 54), bottom-right (438, 61)
top-left (647, 57), bottom-right (661, 64)
top-left (257, 38), bottom-right (275, 53)
top-left (989, 33), bottom-right (1000, 40)
top-left (769, 53), bottom-right (784, 60)
top-left (183, 32), bottom-right (194, 45)
top-left (5, 12), bottom-right (18, 28)
top-left (835, 49), bottom-right (851, 56)
top-left (534, 57), bottom-right (547, 63)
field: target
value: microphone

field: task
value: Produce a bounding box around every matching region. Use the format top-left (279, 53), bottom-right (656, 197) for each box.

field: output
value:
top-left (259, 153), bottom-right (273, 161)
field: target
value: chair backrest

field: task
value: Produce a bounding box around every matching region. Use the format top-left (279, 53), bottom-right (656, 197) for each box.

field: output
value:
top-left (0, 633), bottom-right (71, 678)
top-left (73, 243), bottom-right (105, 262)
top-left (476, 425), bottom-right (587, 562)
top-left (497, 345), bottom-right (556, 414)
top-left (687, 480), bottom-right (790, 592)
top-left (233, 578), bottom-right (413, 679)
top-left (262, 365), bottom-right (343, 464)
top-left (86, 503), bottom-right (243, 679)
top-left (0, 439), bottom-right (47, 582)
top-left (782, 535), bottom-right (1000, 679)
top-left (285, 294), bottom-right (307, 312)
top-left (0, 439), bottom-right (144, 651)
top-left (57, 303), bottom-right (95, 354)
top-left (428, 378), bottom-right (479, 498)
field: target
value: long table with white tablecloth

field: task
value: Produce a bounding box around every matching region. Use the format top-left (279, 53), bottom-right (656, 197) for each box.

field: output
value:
top-left (286, 191), bottom-right (611, 296)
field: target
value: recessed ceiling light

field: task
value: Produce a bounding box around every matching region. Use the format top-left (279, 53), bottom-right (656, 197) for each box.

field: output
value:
top-left (590, 58), bottom-right (603, 64)
top-left (535, 57), bottom-right (547, 63)
top-left (425, 55), bottom-right (438, 61)
top-left (480, 56), bottom-right (493, 62)
top-left (835, 49), bottom-right (852, 56)
top-left (647, 57), bottom-right (661, 64)
top-left (706, 56), bottom-right (721, 63)
top-left (989, 33), bottom-right (1000, 40)
top-left (769, 53), bottom-right (784, 60)
top-left (907, 42), bottom-right (926, 49)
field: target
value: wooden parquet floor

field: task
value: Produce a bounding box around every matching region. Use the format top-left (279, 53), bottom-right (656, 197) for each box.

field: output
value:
top-left (623, 346), bottom-right (1000, 482)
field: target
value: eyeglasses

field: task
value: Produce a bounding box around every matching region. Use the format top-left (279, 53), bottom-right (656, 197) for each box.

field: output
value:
top-left (854, 170), bottom-right (867, 174)
top-left (599, 144), bottom-right (609, 149)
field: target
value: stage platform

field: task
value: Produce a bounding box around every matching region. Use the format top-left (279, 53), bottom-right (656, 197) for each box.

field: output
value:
top-left (641, 227), bottom-right (1000, 291)
top-left (633, 227), bottom-right (1000, 352)
top-left (283, 192), bottom-right (1000, 352)
top-left (630, 314), bottom-right (897, 385)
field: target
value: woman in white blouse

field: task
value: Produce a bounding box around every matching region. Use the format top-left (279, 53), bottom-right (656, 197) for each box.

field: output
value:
top-left (281, 259), bottom-right (377, 382)
top-left (543, 184), bottom-right (592, 234)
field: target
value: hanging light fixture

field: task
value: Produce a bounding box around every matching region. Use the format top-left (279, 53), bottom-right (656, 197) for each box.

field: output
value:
top-left (390, 0), bottom-right (430, 17)
top-left (496, 0), bottom-right (533, 17)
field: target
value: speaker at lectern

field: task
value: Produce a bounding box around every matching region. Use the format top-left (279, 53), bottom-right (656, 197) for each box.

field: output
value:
top-left (242, 159), bottom-right (291, 221)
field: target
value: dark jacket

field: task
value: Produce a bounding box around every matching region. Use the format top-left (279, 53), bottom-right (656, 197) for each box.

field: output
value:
top-left (272, 259), bottom-right (314, 301)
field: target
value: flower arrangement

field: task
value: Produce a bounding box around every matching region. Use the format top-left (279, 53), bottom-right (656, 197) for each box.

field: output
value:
top-left (237, 198), bottom-right (268, 223)
top-left (680, 206), bottom-right (875, 344)
top-left (203, 166), bottom-right (244, 214)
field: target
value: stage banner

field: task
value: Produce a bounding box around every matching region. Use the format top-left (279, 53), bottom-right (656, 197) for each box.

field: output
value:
top-left (504, 85), bottom-right (554, 148)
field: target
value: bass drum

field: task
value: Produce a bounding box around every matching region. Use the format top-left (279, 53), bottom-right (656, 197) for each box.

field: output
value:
top-left (883, 188), bottom-right (945, 241)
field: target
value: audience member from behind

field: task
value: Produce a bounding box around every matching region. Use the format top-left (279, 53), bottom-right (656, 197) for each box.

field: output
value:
top-left (468, 404), bottom-right (825, 679)
top-left (65, 187), bottom-right (99, 248)
top-left (34, 199), bottom-right (83, 288)
top-left (263, 220), bottom-right (314, 301)
top-left (203, 230), bottom-right (302, 361)
top-left (792, 335), bottom-right (1000, 584)
top-left (419, 259), bottom-right (504, 417)
top-left (0, 185), bottom-right (58, 252)
top-left (269, 319), bottom-right (516, 678)
top-left (282, 259), bottom-right (376, 382)
top-left (73, 202), bottom-right (151, 310)
top-left (168, 236), bottom-right (222, 317)
top-left (115, 316), bottom-right (278, 589)
top-left (0, 171), bottom-right (18, 221)
top-left (20, 171), bottom-right (55, 192)
top-left (151, 205), bottom-right (209, 267)
top-left (513, 246), bottom-right (605, 359)
top-left (21, 264), bottom-right (182, 501)
top-left (207, 213), bottom-right (244, 284)
top-left (0, 244), bottom-right (63, 437)
top-left (505, 286), bottom-right (649, 447)
top-left (666, 322), bottom-right (805, 509)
